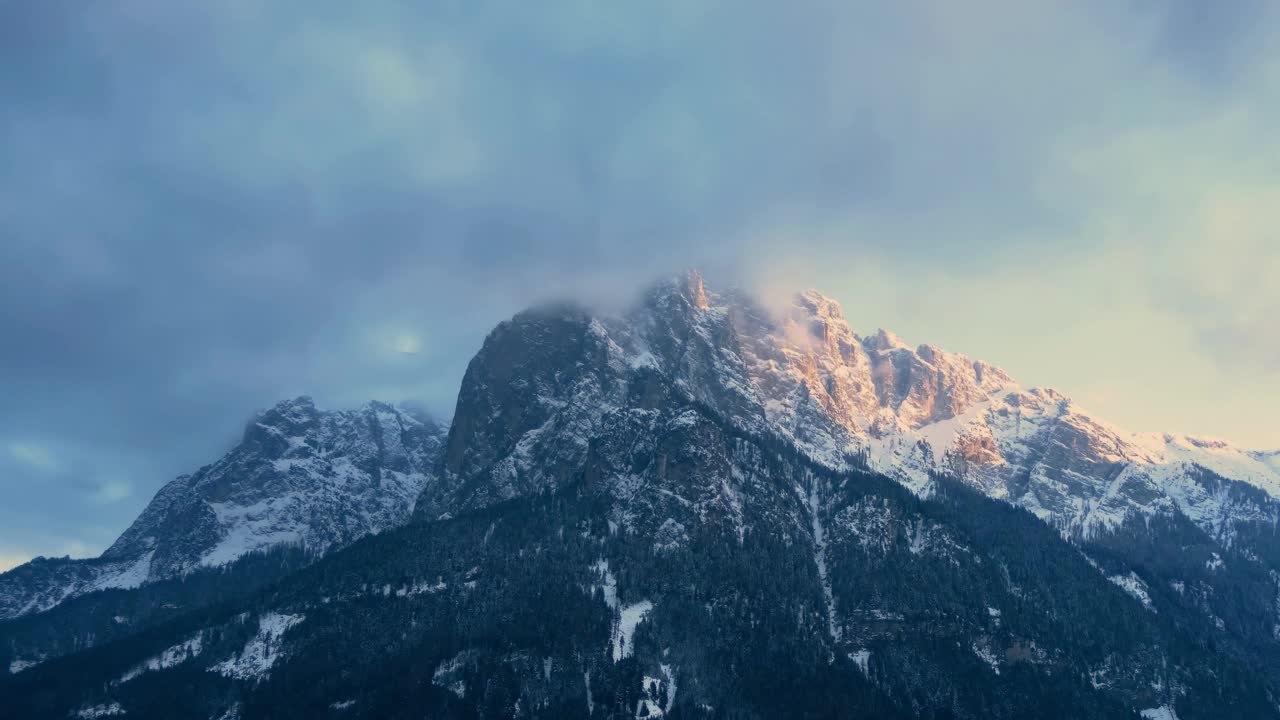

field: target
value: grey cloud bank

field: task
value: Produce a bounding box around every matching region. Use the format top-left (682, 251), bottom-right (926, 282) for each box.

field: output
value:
top-left (2, 0), bottom-right (1278, 567)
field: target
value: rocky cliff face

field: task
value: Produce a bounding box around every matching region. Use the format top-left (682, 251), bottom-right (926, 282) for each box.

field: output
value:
top-left (423, 271), bottom-right (1280, 545)
top-left (0, 398), bottom-right (446, 620)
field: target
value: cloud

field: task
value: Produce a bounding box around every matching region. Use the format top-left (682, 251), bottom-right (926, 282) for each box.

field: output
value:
top-left (91, 480), bottom-right (134, 505)
top-left (8, 442), bottom-right (59, 472)
top-left (392, 332), bottom-right (423, 356)
top-left (1052, 83), bottom-right (1280, 374)
top-left (0, 0), bottom-right (1278, 566)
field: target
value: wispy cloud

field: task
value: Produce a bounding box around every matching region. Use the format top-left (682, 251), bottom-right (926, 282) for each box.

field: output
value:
top-left (8, 442), bottom-right (58, 472)
top-left (91, 480), bottom-right (134, 505)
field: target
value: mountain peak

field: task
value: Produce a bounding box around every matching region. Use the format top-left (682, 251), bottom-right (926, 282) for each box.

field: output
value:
top-left (426, 272), bottom-right (1280, 545)
top-left (644, 269), bottom-right (712, 311)
top-left (0, 396), bottom-right (450, 619)
top-left (274, 395), bottom-right (317, 411)
top-left (864, 327), bottom-right (910, 352)
top-left (795, 289), bottom-right (845, 321)
top-left (241, 396), bottom-right (322, 449)
top-left (684, 269), bottom-right (710, 309)
top-left (259, 395), bottom-right (320, 423)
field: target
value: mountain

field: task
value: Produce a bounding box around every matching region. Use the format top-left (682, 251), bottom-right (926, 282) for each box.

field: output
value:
top-left (424, 271), bottom-right (1280, 542)
top-left (5, 271), bottom-right (1280, 719)
top-left (0, 398), bottom-right (446, 621)
top-left (11, 407), bottom-right (1271, 719)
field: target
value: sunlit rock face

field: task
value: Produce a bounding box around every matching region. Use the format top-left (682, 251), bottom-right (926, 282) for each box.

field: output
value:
top-left (422, 270), bottom-right (1280, 541)
top-left (0, 398), bottom-right (446, 620)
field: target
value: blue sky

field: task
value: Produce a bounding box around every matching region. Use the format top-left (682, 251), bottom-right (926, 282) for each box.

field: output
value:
top-left (2, 1), bottom-right (1279, 570)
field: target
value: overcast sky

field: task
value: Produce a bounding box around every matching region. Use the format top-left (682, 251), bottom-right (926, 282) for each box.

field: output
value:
top-left (3, 0), bottom-right (1279, 571)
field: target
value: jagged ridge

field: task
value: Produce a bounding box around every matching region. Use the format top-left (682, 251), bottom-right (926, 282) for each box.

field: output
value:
top-left (0, 398), bottom-right (446, 620)
top-left (424, 270), bottom-right (1280, 544)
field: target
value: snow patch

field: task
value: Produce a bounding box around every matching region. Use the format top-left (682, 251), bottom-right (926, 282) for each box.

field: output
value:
top-left (118, 633), bottom-right (203, 684)
top-left (849, 650), bottom-right (871, 677)
top-left (9, 657), bottom-right (41, 674)
top-left (1136, 433), bottom-right (1280, 497)
top-left (629, 351), bottom-right (660, 371)
top-left (1205, 553), bottom-right (1224, 572)
top-left (652, 519), bottom-right (689, 554)
top-left (395, 578), bottom-right (447, 596)
top-left (804, 476), bottom-right (840, 642)
top-left (1108, 572), bottom-right (1155, 611)
top-left (1140, 706), bottom-right (1179, 720)
top-left (613, 601), bottom-right (654, 661)
top-left (76, 703), bottom-right (126, 718)
top-left (201, 496), bottom-right (307, 568)
top-left (972, 641), bottom-right (1000, 674)
top-left (433, 650), bottom-right (469, 698)
top-left (659, 663), bottom-right (676, 713)
top-left (211, 612), bottom-right (304, 680)
top-left (90, 550), bottom-right (155, 592)
top-left (636, 698), bottom-right (663, 718)
top-left (637, 674), bottom-right (668, 718)
top-left (591, 560), bottom-right (619, 610)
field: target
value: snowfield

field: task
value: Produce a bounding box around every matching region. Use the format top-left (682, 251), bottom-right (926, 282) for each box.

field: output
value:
top-left (211, 612), bottom-right (305, 680)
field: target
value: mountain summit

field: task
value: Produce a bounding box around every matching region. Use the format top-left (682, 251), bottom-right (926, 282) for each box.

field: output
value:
top-left (0, 398), bottom-right (446, 620)
top-left (423, 271), bottom-right (1280, 540)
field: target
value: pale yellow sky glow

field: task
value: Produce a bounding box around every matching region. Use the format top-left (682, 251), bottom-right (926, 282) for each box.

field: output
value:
top-left (757, 115), bottom-right (1280, 449)
top-left (0, 554), bottom-right (26, 573)
top-left (738, 8), bottom-right (1280, 450)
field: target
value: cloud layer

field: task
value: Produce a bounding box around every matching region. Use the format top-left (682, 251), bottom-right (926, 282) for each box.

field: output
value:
top-left (2, 0), bottom-right (1278, 563)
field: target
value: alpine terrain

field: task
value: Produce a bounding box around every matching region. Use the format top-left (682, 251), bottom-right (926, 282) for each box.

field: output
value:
top-left (4, 272), bottom-right (1279, 719)
top-left (0, 399), bottom-right (447, 620)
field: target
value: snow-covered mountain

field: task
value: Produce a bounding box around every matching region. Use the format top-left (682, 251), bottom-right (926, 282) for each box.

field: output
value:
top-left (423, 271), bottom-right (1280, 544)
top-left (0, 398), bottom-right (446, 620)
top-left (8, 271), bottom-right (1274, 623)
top-left (8, 271), bottom-right (1280, 718)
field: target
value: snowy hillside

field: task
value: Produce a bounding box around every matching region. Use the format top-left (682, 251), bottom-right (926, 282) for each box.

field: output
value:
top-left (0, 398), bottom-right (446, 620)
top-left (426, 271), bottom-right (1280, 545)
